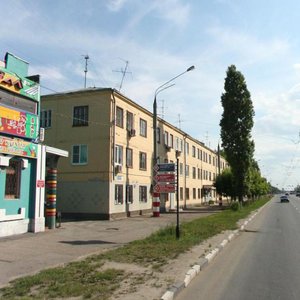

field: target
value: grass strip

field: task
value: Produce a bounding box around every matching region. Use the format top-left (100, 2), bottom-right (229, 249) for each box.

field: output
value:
top-left (0, 196), bottom-right (270, 299)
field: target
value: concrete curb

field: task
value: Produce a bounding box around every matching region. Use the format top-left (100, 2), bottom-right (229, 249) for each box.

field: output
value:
top-left (160, 204), bottom-right (267, 300)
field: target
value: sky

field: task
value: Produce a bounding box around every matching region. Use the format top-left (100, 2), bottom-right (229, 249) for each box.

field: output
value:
top-left (2, 0), bottom-right (300, 191)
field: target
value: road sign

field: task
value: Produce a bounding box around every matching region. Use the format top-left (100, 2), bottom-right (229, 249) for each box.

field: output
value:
top-left (153, 184), bottom-right (176, 193)
top-left (154, 173), bottom-right (175, 183)
top-left (154, 163), bottom-right (175, 172)
top-left (36, 180), bottom-right (45, 188)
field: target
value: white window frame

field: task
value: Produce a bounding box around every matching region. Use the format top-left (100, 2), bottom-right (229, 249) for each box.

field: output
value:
top-left (72, 144), bottom-right (88, 165)
top-left (115, 145), bottom-right (123, 165)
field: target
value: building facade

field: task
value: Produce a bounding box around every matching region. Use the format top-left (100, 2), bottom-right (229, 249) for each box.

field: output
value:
top-left (0, 53), bottom-right (68, 237)
top-left (41, 88), bottom-right (227, 220)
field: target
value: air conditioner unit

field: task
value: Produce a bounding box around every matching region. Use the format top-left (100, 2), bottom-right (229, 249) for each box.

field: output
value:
top-left (115, 164), bottom-right (122, 173)
top-left (165, 145), bottom-right (171, 152)
top-left (128, 129), bottom-right (136, 137)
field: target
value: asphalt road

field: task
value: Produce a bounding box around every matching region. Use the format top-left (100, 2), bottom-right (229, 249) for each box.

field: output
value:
top-left (177, 195), bottom-right (300, 300)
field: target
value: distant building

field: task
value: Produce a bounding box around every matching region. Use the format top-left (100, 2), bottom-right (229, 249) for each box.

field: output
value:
top-left (41, 88), bottom-right (228, 220)
top-left (0, 53), bottom-right (67, 237)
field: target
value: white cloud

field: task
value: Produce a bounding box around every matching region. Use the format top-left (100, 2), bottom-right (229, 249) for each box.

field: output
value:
top-left (207, 26), bottom-right (290, 65)
top-left (106, 0), bottom-right (128, 12)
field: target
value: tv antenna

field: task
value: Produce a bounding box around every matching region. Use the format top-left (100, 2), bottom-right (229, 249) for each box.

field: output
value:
top-left (177, 114), bottom-right (185, 129)
top-left (113, 59), bottom-right (132, 91)
top-left (83, 54), bottom-right (89, 88)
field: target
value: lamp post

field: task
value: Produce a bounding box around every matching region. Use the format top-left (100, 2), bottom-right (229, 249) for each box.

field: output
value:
top-left (176, 150), bottom-right (181, 238)
top-left (152, 66), bottom-right (195, 217)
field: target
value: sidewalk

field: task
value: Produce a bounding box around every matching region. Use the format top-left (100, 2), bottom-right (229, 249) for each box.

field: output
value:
top-left (0, 206), bottom-right (222, 288)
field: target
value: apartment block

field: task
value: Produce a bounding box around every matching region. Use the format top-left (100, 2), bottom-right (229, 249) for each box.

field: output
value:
top-left (41, 88), bottom-right (227, 219)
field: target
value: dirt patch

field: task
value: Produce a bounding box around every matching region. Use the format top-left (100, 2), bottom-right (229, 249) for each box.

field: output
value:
top-left (107, 230), bottom-right (233, 300)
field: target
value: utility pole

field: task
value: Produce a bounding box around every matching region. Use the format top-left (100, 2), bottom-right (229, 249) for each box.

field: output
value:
top-left (83, 55), bottom-right (89, 88)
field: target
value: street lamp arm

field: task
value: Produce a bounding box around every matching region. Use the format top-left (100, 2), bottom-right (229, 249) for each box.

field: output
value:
top-left (154, 65), bottom-right (195, 97)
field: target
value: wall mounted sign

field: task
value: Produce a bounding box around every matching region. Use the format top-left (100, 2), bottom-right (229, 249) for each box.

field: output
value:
top-left (0, 136), bottom-right (37, 158)
top-left (0, 67), bottom-right (39, 101)
top-left (0, 106), bottom-right (38, 139)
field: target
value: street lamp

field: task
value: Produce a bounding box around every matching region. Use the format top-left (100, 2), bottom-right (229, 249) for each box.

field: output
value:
top-left (152, 66), bottom-right (195, 218)
top-left (176, 150), bottom-right (181, 239)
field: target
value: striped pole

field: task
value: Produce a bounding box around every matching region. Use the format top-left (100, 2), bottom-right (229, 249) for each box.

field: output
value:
top-left (46, 168), bottom-right (57, 229)
top-left (153, 192), bottom-right (160, 217)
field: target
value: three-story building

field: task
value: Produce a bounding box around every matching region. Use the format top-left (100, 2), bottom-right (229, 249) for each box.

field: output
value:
top-left (41, 88), bottom-right (227, 220)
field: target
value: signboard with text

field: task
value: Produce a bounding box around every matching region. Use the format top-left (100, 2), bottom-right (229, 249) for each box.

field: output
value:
top-left (0, 66), bottom-right (39, 101)
top-left (154, 173), bottom-right (175, 183)
top-left (153, 184), bottom-right (176, 193)
top-left (153, 163), bottom-right (175, 172)
top-left (0, 106), bottom-right (38, 139)
top-left (0, 136), bottom-right (37, 158)
top-left (154, 163), bottom-right (176, 194)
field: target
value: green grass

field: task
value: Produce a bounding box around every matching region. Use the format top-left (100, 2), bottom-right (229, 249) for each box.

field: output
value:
top-left (0, 196), bottom-right (270, 299)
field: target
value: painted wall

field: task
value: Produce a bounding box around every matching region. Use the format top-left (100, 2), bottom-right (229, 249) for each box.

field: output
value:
top-left (0, 158), bottom-right (36, 218)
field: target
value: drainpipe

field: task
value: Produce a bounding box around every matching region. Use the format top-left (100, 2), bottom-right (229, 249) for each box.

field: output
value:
top-left (112, 90), bottom-right (116, 179)
top-left (183, 134), bottom-right (187, 209)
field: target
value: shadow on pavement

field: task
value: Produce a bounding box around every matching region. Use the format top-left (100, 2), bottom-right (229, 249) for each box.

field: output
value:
top-left (59, 240), bottom-right (117, 246)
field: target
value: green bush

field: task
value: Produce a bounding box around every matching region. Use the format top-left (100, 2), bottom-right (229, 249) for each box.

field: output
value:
top-left (230, 201), bottom-right (240, 211)
top-left (208, 200), bottom-right (214, 205)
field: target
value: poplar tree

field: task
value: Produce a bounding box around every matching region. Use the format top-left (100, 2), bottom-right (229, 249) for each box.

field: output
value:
top-left (220, 65), bottom-right (255, 202)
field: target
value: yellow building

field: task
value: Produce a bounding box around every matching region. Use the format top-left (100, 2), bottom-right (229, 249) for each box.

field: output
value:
top-left (41, 88), bottom-right (227, 219)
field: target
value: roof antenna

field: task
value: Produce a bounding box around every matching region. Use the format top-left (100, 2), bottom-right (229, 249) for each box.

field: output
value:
top-left (113, 59), bottom-right (132, 91)
top-left (83, 55), bottom-right (89, 88)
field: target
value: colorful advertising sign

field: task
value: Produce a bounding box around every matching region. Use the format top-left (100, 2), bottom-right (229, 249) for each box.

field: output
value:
top-left (0, 106), bottom-right (38, 139)
top-left (0, 66), bottom-right (39, 102)
top-left (0, 136), bottom-right (37, 158)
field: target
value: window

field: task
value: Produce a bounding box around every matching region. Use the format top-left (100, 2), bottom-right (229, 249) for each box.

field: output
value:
top-left (139, 186), bottom-right (147, 202)
top-left (180, 139), bottom-right (183, 152)
top-left (72, 145), bottom-right (88, 164)
top-left (115, 184), bottom-right (123, 204)
top-left (175, 137), bottom-right (178, 150)
top-left (193, 188), bottom-right (196, 199)
top-left (164, 131), bottom-right (169, 145)
top-left (185, 142), bottom-right (189, 155)
top-left (139, 152), bottom-right (147, 170)
top-left (200, 150), bottom-right (203, 161)
top-left (185, 165), bottom-right (189, 177)
top-left (180, 163), bottom-right (183, 175)
top-left (180, 187), bottom-right (183, 200)
top-left (126, 111), bottom-right (133, 130)
top-left (209, 155), bottom-right (211, 164)
top-left (139, 118), bottom-right (147, 137)
top-left (126, 148), bottom-right (133, 168)
top-left (198, 168), bottom-right (200, 179)
top-left (170, 134), bottom-right (174, 148)
top-left (116, 106), bottom-right (124, 128)
top-left (185, 188), bottom-right (190, 200)
top-left (5, 159), bottom-right (21, 199)
top-left (198, 188), bottom-right (201, 199)
top-left (192, 146), bottom-right (196, 157)
top-left (192, 167), bottom-right (196, 179)
top-left (73, 106), bottom-right (88, 126)
top-left (200, 169), bottom-right (203, 180)
top-left (197, 149), bottom-right (200, 160)
top-left (40, 110), bottom-right (52, 128)
top-left (115, 145), bottom-right (123, 165)
top-left (157, 128), bottom-right (161, 143)
top-left (126, 185), bottom-right (133, 203)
